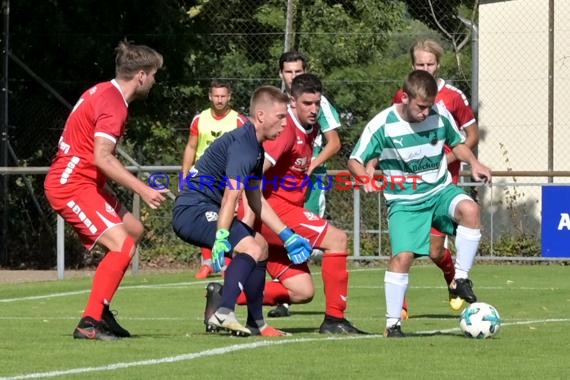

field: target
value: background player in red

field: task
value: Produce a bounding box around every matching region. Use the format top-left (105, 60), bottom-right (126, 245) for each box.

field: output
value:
top-left (265, 51), bottom-right (343, 318)
top-left (366, 38), bottom-right (479, 316)
top-left (245, 73), bottom-right (367, 334)
top-left (44, 40), bottom-right (167, 340)
top-left (181, 80), bottom-right (248, 280)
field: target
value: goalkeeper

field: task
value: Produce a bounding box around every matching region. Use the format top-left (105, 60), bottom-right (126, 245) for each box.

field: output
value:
top-left (172, 86), bottom-right (311, 337)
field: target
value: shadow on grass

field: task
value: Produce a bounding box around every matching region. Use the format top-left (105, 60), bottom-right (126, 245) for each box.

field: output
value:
top-left (283, 310), bottom-right (325, 317)
top-left (408, 313), bottom-right (459, 320)
top-left (403, 330), bottom-right (463, 338)
top-left (282, 327), bottom-right (321, 334)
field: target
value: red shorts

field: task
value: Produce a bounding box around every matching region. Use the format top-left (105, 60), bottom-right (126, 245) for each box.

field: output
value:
top-left (258, 201), bottom-right (329, 281)
top-left (448, 160), bottom-right (460, 185)
top-left (430, 226), bottom-right (446, 237)
top-left (45, 185), bottom-right (124, 250)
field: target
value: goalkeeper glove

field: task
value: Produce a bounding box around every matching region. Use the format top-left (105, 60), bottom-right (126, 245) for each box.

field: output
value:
top-left (279, 227), bottom-right (312, 265)
top-left (212, 228), bottom-right (231, 272)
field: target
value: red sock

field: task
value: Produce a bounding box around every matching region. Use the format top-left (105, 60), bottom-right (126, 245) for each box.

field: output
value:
top-left (236, 281), bottom-right (291, 306)
top-left (236, 290), bottom-right (247, 305)
top-left (82, 249), bottom-right (132, 320)
top-left (201, 247), bottom-right (212, 261)
top-left (436, 248), bottom-right (455, 285)
top-left (262, 281), bottom-right (291, 305)
top-left (322, 252), bottom-right (348, 319)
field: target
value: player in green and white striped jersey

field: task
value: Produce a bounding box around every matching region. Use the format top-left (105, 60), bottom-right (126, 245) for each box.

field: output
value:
top-left (307, 95), bottom-right (341, 217)
top-left (278, 51), bottom-right (342, 218)
top-left (348, 70), bottom-right (491, 337)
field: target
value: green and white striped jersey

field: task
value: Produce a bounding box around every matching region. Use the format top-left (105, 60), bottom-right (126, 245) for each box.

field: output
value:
top-left (312, 95), bottom-right (341, 174)
top-left (350, 103), bottom-right (464, 205)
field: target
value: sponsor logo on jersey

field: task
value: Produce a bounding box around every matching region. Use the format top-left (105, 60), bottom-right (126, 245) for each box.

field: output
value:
top-left (392, 137), bottom-right (404, 147)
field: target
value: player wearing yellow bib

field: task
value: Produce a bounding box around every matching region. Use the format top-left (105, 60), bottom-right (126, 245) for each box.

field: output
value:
top-left (348, 70), bottom-right (491, 337)
top-left (181, 80), bottom-right (248, 279)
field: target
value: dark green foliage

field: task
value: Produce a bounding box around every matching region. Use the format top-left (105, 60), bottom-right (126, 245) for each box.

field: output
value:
top-left (5, 0), bottom-right (527, 268)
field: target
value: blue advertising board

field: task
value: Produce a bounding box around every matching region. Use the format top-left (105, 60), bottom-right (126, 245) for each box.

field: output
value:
top-left (541, 186), bottom-right (570, 257)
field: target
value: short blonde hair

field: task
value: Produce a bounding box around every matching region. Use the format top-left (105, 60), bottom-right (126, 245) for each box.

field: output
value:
top-left (409, 38), bottom-right (444, 65)
top-left (249, 86), bottom-right (289, 116)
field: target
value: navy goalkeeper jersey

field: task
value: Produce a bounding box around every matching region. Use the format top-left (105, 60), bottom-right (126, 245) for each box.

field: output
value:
top-left (176, 120), bottom-right (264, 205)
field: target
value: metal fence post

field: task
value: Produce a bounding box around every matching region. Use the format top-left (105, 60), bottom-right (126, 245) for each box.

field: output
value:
top-left (57, 215), bottom-right (65, 279)
top-left (131, 171), bottom-right (141, 275)
top-left (353, 186), bottom-right (360, 258)
top-left (378, 191), bottom-right (382, 256)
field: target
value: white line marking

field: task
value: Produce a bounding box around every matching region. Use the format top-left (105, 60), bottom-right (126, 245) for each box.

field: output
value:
top-left (0, 290), bottom-right (90, 303)
top-left (0, 318), bottom-right (568, 380)
top-left (0, 276), bottom-right (563, 303)
top-left (0, 335), bottom-right (376, 380)
top-left (0, 282), bottom-right (209, 303)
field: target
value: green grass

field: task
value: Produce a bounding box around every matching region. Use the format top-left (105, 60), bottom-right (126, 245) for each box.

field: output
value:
top-left (0, 264), bottom-right (569, 379)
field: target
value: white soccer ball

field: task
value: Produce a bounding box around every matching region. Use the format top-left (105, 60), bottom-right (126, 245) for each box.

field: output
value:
top-left (459, 302), bottom-right (502, 339)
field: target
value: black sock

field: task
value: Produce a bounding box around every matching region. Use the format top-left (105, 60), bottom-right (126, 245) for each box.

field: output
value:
top-left (245, 260), bottom-right (267, 327)
top-left (220, 253), bottom-right (256, 310)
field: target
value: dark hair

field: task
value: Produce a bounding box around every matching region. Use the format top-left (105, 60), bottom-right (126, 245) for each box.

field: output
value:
top-left (278, 51), bottom-right (307, 71)
top-left (210, 79), bottom-right (232, 93)
top-left (290, 73), bottom-right (322, 98)
top-left (249, 86), bottom-right (290, 116)
top-left (115, 39), bottom-right (163, 80)
top-left (402, 70), bottom-right (438, 99)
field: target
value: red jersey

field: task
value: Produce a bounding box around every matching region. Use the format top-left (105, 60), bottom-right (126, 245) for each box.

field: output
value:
top-left (44, 80), bottom-right (127, 193)
top-left (393, 79), bottom-right (475, 129)
top-left (263, 109), bottom-right (319, 207)
top-left (393, 79), bottom-right (476, 180)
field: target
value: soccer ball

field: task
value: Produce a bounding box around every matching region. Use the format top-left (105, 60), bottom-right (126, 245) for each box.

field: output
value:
top-left (459, 302), bottom-right (501, 339)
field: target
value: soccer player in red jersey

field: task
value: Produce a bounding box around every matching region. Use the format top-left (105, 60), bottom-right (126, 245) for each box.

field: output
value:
top-left (44, 40), bottom-right (167, 340)
top-left (181, 80), bottom-right (248, 280)
top-left (366, 38), bottom-right (480, 317)
top-left (245, 74), bottom-right (367, 334)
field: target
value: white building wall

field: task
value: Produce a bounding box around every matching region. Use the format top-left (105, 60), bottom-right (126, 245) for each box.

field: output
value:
top-left (478, 0), bottom-right (570, 238)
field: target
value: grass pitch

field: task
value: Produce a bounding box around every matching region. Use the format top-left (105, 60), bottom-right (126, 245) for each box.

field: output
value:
top-left (0, 264), bottom-right (568, 379)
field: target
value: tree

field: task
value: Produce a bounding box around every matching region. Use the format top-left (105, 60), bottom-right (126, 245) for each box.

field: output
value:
top-left (3, 0), bottom-right (477, 267)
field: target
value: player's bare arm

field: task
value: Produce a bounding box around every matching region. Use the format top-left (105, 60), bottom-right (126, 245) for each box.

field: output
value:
top-left (217, 179), bottom-right (243, 230)
top-left (307, 129), bottom-right (341, 176)
top-left (258, 155), bottom-right (296, 232)
top-left (239, 190), bottom-right (255, 228)
top-left (262, 159), bottom-right (273, 173)
top-left (94, 136), bottom-right (167, 209)
top-left (464, 122), bottom-right (480, 151)
top-left (244, 179), bottom-right (288, 235)
top-left (347, 157), bottom-right (372, 188)
top-left (446, 122), bottom-right (480, 164)
top-left (181, 134), bottom-right (198, 176)
top-left (451, 143), bottom-right (491, 183)
top-left (238, 160), bottom-right (273, 222)
top-left (363, 157), bottom-right (380, 193)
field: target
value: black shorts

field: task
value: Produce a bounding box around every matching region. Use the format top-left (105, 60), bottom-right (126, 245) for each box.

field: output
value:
top-left (172, 199), bottom-right (254, 253)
